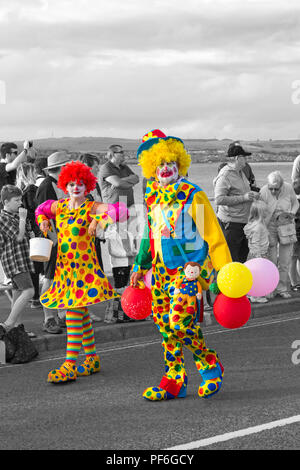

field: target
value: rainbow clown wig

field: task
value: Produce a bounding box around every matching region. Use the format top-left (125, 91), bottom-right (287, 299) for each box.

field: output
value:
top-left (137, 129), bottom-right (191, 179)
top-left (57, 160), bottom-right (97, 195)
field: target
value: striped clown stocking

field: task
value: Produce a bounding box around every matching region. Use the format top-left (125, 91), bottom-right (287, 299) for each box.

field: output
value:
top-left (47, 307), bottom-right (100, 384)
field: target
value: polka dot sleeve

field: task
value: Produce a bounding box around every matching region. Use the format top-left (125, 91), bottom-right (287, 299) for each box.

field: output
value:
top-left (90, 212), bottom-right (114, 230)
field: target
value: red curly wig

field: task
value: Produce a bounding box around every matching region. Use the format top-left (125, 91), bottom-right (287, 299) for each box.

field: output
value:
top-left (57, 160), bottom-right (97, 195)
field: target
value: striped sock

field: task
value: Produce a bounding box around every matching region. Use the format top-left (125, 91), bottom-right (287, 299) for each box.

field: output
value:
top-left (82, 309), bottom-right (97, 357)
top-left (65, 309), bottom-right (85, 364)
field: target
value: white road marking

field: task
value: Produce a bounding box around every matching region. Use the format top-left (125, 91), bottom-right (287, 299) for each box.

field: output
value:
top-left (205, 314), bottom-right (300, 335)
top-left (1, 314), bottom-right (300, 450)
top-left (165, 415), bottom-right (300, 449)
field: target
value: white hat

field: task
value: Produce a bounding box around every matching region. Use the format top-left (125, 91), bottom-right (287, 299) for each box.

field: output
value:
top-left (44, 151), bottom-right (70, 170)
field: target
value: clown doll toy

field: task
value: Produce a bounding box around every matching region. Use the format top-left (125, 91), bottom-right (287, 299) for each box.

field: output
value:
top-left (35, 161), bottom-right (128, 383)
top-left (173, 261), bottom-right (203, 322)
top-left (130, 129), bottom-right (232, 400)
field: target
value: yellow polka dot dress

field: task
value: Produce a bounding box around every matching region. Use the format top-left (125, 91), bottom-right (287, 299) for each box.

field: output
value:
top-left (40, 199), bottom-right (118, 309)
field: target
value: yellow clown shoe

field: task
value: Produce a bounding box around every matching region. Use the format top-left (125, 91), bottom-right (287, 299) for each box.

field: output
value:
top-left (48, 361), bottom-right (77, 384)
top-left (198, 362), bottom-right (224, 399)
top-left (143, 375), bottom-right (188, 401)
top-left (76, 355), bottom-right (101, 376)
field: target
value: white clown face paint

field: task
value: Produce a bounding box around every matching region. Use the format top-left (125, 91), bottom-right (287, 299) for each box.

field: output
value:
top-left (156, 161), bottom-right (179, 186)
top-left (67, 180), bottom-right (87, 199)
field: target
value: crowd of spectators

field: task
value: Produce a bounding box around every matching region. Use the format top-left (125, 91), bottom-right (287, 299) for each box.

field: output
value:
top-left (214, 141), bottom-right (300, 302)
top-left (0, 141), bottom-right (142, 337)
top-left (0, 138), bottom-right (300, 337)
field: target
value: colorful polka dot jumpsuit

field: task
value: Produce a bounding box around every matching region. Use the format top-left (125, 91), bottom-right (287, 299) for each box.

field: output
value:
top-left (143, 260), bottom-right (223, 400)
top-left (132, 179), bottom-right (231, 400)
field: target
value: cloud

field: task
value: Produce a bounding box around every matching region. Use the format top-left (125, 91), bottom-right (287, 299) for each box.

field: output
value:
top-left (0, 0), bottom-right (300, 140)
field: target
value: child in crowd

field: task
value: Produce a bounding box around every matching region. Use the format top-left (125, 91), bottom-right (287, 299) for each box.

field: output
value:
top-left (0, 185), bottom-right (35, 334)
top-left (16, 163), bottom-right (43, 308)
top-left (290, 178), bottom-right (300, 290)
top-left (104, 223), bottom-right (137, 323)
top-left (244, 200), bottom-right (270, 303)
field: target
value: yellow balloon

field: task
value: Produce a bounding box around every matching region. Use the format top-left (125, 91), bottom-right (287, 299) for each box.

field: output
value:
top-left (217, 262), bottom-right (253, 298)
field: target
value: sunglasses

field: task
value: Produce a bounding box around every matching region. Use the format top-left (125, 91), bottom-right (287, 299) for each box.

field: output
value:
top-left (10, 150), bottom-right (18, 155)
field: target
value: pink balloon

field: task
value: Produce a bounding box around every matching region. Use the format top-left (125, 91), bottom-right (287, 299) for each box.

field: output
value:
top-left (244, 258), bottom-right (279, 297)
top-left (143, 268), bottom-right (153, 290)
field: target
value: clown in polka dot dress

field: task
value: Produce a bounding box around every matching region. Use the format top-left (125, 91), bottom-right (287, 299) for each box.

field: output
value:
top-left (36, 161), bottom-right (128, 384)
top-left (39, 198), bottom-right (117, 310)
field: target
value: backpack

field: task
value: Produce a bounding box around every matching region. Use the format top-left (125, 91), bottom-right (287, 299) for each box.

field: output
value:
top-left (0, 324), bottom-right (38, 364)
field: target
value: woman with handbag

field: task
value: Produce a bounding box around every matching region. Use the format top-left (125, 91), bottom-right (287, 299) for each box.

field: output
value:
top-left (260, 171), bottom-right (299, 298)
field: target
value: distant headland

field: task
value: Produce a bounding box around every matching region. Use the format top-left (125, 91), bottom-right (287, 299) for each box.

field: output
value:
top-left (15, 136), bottom-right (300, 164)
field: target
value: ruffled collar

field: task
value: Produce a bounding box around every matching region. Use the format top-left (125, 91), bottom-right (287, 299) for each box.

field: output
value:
top-left (145, 178), bottom-right (184, 207)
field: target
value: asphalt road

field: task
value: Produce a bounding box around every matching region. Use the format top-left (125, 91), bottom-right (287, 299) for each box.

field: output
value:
top-left (0, 312), bottom-right (300, 450)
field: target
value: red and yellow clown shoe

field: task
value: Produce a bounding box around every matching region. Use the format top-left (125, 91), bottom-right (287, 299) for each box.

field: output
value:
top-left (143, 375), bottom-right (188, 401)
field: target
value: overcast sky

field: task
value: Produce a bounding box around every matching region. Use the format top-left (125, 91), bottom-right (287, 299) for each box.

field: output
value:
top-left (0, 0), bottom-right (300, 141)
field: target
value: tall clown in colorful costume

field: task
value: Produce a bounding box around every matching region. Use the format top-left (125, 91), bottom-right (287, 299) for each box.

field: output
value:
top-left (131, 130), bottom-right (232, 400)
top-left (35, 161), bottom-right (128, 383)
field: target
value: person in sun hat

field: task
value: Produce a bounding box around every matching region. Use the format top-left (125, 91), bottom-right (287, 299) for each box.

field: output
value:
top-left (35, 160), bottom-right (129, 383)
top-left (130, 129), bottom-right (232, 401)
top-left (36, 151), bottom-right (71, 334)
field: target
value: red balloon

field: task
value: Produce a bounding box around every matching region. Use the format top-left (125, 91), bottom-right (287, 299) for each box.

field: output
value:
top-left (213, 293), bottom-right (251, 329)
top-left (121, 285), bottom-right (152, 320)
